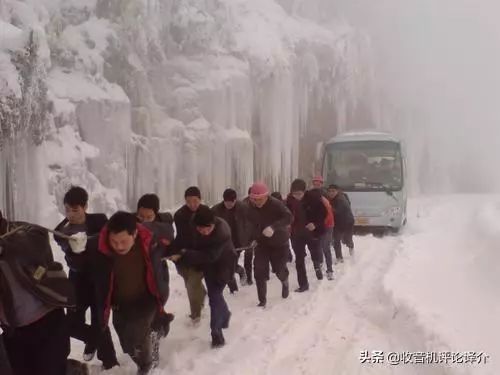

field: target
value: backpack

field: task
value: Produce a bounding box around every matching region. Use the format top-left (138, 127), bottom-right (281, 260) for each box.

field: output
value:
top-left (0, 222), bottom-right (76, 314)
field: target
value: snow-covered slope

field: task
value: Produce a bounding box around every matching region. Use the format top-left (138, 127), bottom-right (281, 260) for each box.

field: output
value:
top-left (0, 0), bottom-right (373, 223)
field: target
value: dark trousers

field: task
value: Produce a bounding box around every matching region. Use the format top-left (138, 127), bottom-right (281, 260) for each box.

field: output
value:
top-left (67, 270), bottom-right (117, 365)
top-left (242, 248), bottom-right (253, 283)
top-left (290, 235), bottom-right (323, 288)
top-left (228, 249), bottom-right (254, 292)
top-left (205, 277), bottom-right (230, 334)
top-left (3, 308), bottom-right (69, 375)
top-left (113, 297), bottom-right (157, 372)
top-left (0, 335), bottom-right (12, 375)
top-left (254, 245), bottom-right (289, 303)
top-left (320, 228), bottom-right (334, 272)
top-left (333, 226), bottom-right (354, 260)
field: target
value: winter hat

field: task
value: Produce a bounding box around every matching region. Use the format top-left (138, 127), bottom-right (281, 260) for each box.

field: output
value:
top-left (249, 182), bottom-right (269, 199)
top-left (312, 175), bottom-right (324, 183)
top-left (193, 206), bottom-right (215, 227)
top-left (223, 188), bottom-right (237, 202)
top-left (290, 179), bottom-right (307, 192)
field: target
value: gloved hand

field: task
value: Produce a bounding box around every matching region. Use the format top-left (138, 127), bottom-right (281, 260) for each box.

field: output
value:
top-left (262, 226), bottom-right (274, 238)
top-left (306, 223), bottom-right (316, 231)
top-left (69, 232), bottom-right (87, 254)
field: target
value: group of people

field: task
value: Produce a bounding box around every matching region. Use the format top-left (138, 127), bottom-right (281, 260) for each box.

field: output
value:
top-left (0, 175), bottom-right (355, 375)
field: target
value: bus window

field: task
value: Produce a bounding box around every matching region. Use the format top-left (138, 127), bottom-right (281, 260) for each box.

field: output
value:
top-left (323, 141), bottom-right (403, 191)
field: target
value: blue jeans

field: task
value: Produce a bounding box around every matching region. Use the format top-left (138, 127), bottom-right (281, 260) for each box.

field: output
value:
top-left (205, 278), bottom-right (230, 334)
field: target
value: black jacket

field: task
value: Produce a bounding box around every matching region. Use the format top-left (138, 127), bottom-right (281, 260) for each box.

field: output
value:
top-left (212, 201), bottom-right (252, 248)
top-left (54, 213), bottom-right (107, 272)
top-left (286, 189), bottom-right (327, 239)
top-left (247, 196), bottom-right (292, 248)
top-left (0, 222), bottom-right (76, 327)
top-left (172, 204), bottom-right (210, 252)
top-left (330, 193), bottom-right (354, 229)
top-left (156, 212), bottom-right (174, 225)
top-left (181, 218), bottom-right (237, 285)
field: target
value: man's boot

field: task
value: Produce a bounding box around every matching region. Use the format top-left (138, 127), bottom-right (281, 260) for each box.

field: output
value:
top-left (256, 280), bottom-right (267, 307)
top-left (314, 263), bottom-right (323, 280)
top-left (281, 279), bottom-right (289, 299)
top-left (211, 330), bottom-right (226, 348)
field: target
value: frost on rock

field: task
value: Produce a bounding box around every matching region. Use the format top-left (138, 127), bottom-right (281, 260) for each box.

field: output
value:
top-left (0, 0), bottom-right (374, 223)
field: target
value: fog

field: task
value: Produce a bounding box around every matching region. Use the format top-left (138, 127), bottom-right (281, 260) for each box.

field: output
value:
top-left (331, 0), bottom-right (500, 193)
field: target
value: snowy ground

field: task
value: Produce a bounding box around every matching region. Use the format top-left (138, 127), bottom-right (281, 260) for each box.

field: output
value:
top-left (66, 195), bottom-right (499, 375)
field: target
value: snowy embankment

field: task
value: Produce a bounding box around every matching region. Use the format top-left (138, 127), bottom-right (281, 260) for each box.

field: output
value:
top-left (62, 195), bottom-right (498, 375)
top-left (385, 195), bottom-right (500, 375)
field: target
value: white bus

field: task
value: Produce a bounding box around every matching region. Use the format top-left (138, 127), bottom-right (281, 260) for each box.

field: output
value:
top-left (322, 131), bottom-right (407, 233)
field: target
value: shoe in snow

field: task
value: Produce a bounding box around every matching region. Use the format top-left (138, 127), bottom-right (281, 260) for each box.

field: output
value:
top-left (102, 360), bottom-right (119, 370)
top-left (349, 247), bottom-right (354, 257)
top-left (294, 285), bottom-right (309, 293)
top-left (82, 343), bottom-right (96, 362)
top-left (137, 365), bottom-right (152, 375)
top-left (336, 257), bottom-right (344, 264)
top-left (67, 359), bottom-right (89, 375)
top-left (246, 279), bottom-right (253, 286)
top-left (211, 331), bottom-right (226, 348)
top-left (82, 351), bottom-right (95, 362)
top-left (315, 268), bottom-right (323, 280)
top-left (281, 280), bottom-right (290, 299)
top-left (326, 271), bottom-right (334, 280)
top-left (257, 301), bottom-right (266, 307)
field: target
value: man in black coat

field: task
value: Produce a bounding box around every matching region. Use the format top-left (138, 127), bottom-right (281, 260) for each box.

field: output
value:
top-left (212, 188), bottom-right (253, 290)
top-left (54, 186), bottom-right (118, 369)
top-left (327, 184), bottom-right (355, 262)
top-left (169, 206), bottom-right (235, 348)
top-left (286, 179), bottom-right (327, 292)
top-left (246, 182), bottom-right (292, 307)
top-left (136, 193), bottom-right (174, 225)
top-left (170, 187), bottom-right (209, 323)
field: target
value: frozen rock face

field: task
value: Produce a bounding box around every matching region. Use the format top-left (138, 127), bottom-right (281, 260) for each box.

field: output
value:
top-left (0, 0), bottom-right (372, 223)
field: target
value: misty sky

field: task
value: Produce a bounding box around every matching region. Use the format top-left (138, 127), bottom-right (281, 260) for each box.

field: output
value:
top-left (330, 0), bottom-right (500, 192)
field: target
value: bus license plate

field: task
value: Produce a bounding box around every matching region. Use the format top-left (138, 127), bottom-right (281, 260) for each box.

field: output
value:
top-left (355, 217), bottom-right (369, 225)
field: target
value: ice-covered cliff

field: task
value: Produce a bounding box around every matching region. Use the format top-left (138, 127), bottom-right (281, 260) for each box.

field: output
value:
top-left (0, 0), bottom-right (373, 223)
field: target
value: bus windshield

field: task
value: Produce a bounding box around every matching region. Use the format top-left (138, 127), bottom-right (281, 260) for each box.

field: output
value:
top-left (323, 141), bottom-right (403, 192)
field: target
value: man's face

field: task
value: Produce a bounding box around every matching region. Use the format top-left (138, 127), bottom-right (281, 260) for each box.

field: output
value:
top-left (327, 189), bottom-right (338, 199)
top-left (291, 191), bottom-right (305, 201)
top-left (65, 204), bottom-right (87, 225)
top-left (224, 200), bottom-right (236, 210)
top-left (312, 180), bottom-right (323, 189)
top-left (186, 196), bottom-right (201, 212)
top-left (137, 207), bottom-right (156, 222)
top-left (197, 225), bottom-right (215, 236)
top-left (108, 230), bottom-right (137, 255)
top-left (251, 195), bottom-right (268, 208)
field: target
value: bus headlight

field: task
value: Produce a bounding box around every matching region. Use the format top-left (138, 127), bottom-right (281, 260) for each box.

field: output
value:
top-left (383, 206), bottom-right (402, 216)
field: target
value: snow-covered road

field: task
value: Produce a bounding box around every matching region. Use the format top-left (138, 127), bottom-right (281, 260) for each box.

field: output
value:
top-left (74, 195), bottom-right (499, 375)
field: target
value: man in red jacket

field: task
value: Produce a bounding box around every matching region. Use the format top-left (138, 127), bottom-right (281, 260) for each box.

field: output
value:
top-left (96, 212), bottom-right (172, 375)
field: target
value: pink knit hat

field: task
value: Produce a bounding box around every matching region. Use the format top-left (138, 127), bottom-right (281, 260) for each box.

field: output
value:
top-left (249, 182), bottom-right (269, 199)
